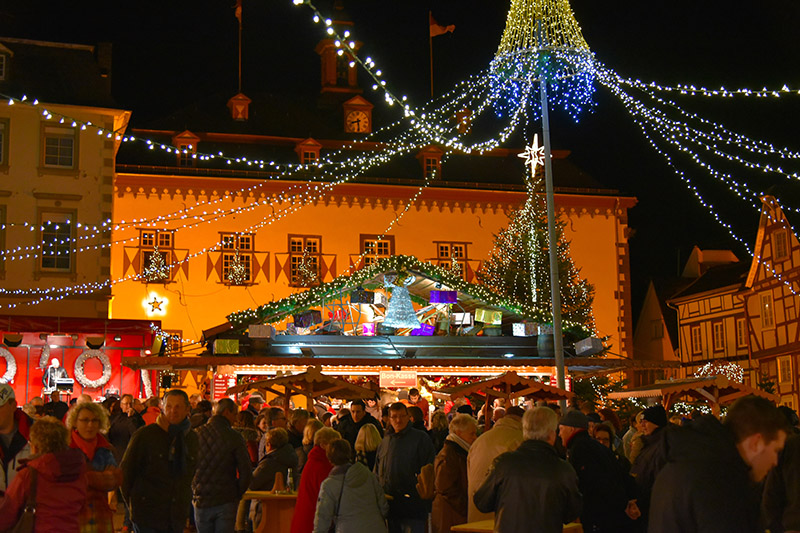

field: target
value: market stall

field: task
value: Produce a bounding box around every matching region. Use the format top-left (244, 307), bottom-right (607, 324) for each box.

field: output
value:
top-left (606, 375), bottom-right (779, 416)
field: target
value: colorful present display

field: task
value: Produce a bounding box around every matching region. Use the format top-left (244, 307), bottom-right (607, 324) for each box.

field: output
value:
top-left (410, 323), bottom-right (435, 336)
top-left (475, 307), bottom-right (502, 325)
top-left (213, 339), bottom-right (239, 355)
top-left (575, 336), bottom-right (604, 356)
top-left (429, 290), bottom-right (457, 304)
top-left (512, 322), bottom-right (538, 337)
top-left (361, 322), bottom-right (376, 336)
top-left (349, 288), bottom-right (375, 304)
top-left (248, 324), bottom-right (276, 338)
top-left (293, 310), bottom-right (322, 328)
top-left (452, 312), bottom-right (473, 326)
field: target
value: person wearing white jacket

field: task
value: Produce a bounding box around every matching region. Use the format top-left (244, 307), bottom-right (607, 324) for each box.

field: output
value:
top-left (313, 439), bottom-right (389, 533)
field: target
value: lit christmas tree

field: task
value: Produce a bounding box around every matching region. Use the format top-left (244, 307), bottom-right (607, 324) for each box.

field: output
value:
top-left (226, 249), bottom-right (248, 285)
top-left (143, 245), bottom-right (169, 282)
top-left (478, 144), bottom-right (595, 333)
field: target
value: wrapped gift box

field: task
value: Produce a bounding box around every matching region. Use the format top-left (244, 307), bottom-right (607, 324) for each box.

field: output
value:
top-left (213, 339), bottom-right (239, 355)
top-left (575, 337), bottom-right (604, 356)
top-left (512, 322), bottom-right (538, 337)
top-left (475, 308), bottom-right (502, 325)
top-left (361, 323), bottom-right (376, 336)
top-left (293, 310), bottom-right (322, 328)
top-left (248, 324), bottom-right (276, 338)
top-left (410, 323), bottom-right (435, 336)
top-left (429, 290), bottom-right (457, 304)
top-left (373, 292), bottom-right (388, 308)
top-left (483, 326), bottom-right (503, 336)
top-left (350, 288), bottom-right (375, 304)
top-left (452, 312), bottom-right (473, 326)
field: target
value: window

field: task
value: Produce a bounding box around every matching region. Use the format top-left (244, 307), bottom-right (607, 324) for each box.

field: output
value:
top-left (761, 292), bottom-right (775, 329)
top-left (336, 54), bottom-right (351, 87)
top-left (40, 211), bottom-right (74, 271)
top-left (736, 318), bottom-right (748, 348)
top-left (42, 126), bottom-right (78, 169)
top-left (690, 326), bottom-right (702, 355)
top-left (177, 143), bottom-right (195, 167)
top-left (778, 356), bottom-right (792, 384)
top-left (712, 322), bottom-right (725, 352)
top-left (361, 235), bottom-right (394, 267)
top-left (651, 320), bottom-right (664, 340)
top-left (139, 229), bottom-right (174, 282)
top-left (302, 151), bottom-right (317, 165)
top-left (0, 118), bottom-right (8, 167)
top-left (0, 54), bottom-right (6, 80)
top-left (435, 242), bottom-right (469, 278)
top-left (221, 233), bottom-right (253, 284)
top-left (289, 235), bottom-right (321, 287)
top-left (424, 157), bottom-right (440, 178)
top-left (161, 329), bottom-right (183, 356)
top-left (774, 229), bottom-right (789, 261)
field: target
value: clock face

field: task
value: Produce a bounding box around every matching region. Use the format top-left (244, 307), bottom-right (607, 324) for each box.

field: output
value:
top-left (345, 110), bottom-right (370, 133)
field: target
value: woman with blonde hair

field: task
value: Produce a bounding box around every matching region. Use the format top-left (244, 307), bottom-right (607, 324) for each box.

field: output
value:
top-left (299, 418), bottom-right (324, 472)
top-left (66, 401), bottom-right (122, 533)
top-left (0, 416), bottom-right (88, 532)
top-left (354, 423), bottom-right (382, 470)
top-left (291, 427), bottom-right (341, 533)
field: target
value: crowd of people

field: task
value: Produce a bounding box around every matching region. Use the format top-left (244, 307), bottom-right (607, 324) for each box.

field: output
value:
top-left (0, 381), bottom-right (799, 533)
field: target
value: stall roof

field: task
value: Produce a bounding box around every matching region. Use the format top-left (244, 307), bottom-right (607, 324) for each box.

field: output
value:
top-left (607, 375), bottom-right (779, 415)
top-left (225, 365), bottom-right (377, 400)
top-left (436, 370), bottom-right (574, 402)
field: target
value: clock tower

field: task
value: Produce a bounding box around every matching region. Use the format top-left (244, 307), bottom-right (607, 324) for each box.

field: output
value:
top-left (342, 95), bottom-right (373, 134)
top-left (315, 1), bottom-right (362, 104)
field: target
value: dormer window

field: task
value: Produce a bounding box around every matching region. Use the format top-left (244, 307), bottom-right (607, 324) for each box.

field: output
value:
top-left (172, 130), bottom-right (200, 168)
top-left (416, 145), bottom-right (444, 179)
top-left (295, 138), bottom-right (322, 166)
top-left (227, 93), bottom-right (252, 121)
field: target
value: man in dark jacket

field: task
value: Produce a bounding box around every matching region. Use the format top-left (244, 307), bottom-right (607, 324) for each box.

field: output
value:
top-left (121, 389), bottom-right (200, 533)
top-left (649, 395), bottom-right (789, 533)
top-left (192, 398), bottom-right (253, 533)
top-left (374, 402), bottom-right (436, 533)
top-left (474, 406), bottom-right (582, 533)
top-left (630, 403), bottom-right (670, 528)
top-left (559, 410), bottom-right (638, 532)
top-left (337, 400), bottom-right (384, 447)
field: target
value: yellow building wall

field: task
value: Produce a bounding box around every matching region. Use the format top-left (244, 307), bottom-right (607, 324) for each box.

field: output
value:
top-left (110, 174), bottom-right (635, 354)
top-left (0, 102), bottom-right (129, 317)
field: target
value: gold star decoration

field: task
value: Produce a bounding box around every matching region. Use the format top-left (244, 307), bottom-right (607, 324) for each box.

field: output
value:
top-left (148, 297), bottom-right (163, 312)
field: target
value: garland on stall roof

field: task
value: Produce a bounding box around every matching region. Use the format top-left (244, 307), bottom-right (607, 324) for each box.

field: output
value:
top-left (73, 349), bottom-right (112, 389)
top-left (0, 347), bottom-right (16, 384)
top-left (140, 349), bottom-right (154, 398)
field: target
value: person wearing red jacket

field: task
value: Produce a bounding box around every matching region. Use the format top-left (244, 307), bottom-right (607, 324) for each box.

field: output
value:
top-left (0, 384), bottom-right (33, 492)
top-left (290, 427), bottom-right (341, 533)
top-left (0, 416), bottom-right (88, 533)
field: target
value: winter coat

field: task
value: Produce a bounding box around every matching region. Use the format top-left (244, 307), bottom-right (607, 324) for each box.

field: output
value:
top-left (291, 444), bottom-right (333, 533)
top-left (466, 415), bottom-right (523, 522)
top-left (563, 429), bottom-right (631, 532)
top-left (70, 431), bottom-right (121, 533)
top-left (141, 406), bottom-right (161, 426)
top-left (313, 462), bottom-right (389, 533)
top-left (429, 427), bottom-right (448, 454)
top-left (649, 414), bottom-right (761, 533)
top-left (373, 422), bottom-right (436, 521)
top-left (120, 415), bottom-right (199, 532)
top-left (0, 408), bottom-right (32, 491)
top-left (192, 414), bottom-right (253, 508)
top-left (250, 442), bottom-right (298, 491)
top-left (764, 433), bottom-right (800, 532)
top-left (336, 413), bottom-right (384, 447)
top-left (107, 411), bottom-right (143, 464)
top-left (474, 439), bottom-right (582, 533)
top-left (0, 448), bottom-right (88, 533)
top-left (432, 440), bottom-right (469, 533)
top-left (234, 426), bottom-right (260, 465)
top-left (630, 425), bottom-right (669, 525)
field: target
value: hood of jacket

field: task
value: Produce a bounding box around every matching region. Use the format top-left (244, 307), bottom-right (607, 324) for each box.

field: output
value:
top-left (27, 448), bottom-right (85, 483)
top-left (340, 460), bottom-right (372, 489)
top-left (666, 414), bottom-right (742, 465)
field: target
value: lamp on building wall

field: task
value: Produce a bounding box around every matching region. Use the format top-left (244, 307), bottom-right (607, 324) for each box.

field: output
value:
top-left (86, 336), bottom-right (105, 349)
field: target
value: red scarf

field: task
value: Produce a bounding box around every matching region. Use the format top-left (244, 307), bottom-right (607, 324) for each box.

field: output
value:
top-left (70, 430), bottom-right (111, 462)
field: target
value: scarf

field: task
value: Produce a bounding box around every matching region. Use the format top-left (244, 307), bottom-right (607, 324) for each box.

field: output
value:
top-left (70, 430), bottom-right (98, 461)
top-left (167, 417), bottom-right (191, 475)
top-left (446, 432), bottom-right (472, 453)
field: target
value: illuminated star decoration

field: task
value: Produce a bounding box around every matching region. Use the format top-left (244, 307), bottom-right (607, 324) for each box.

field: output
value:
top-left (148, 297), bottom-right (163, 312)
top-left (518, 134), bottom-right (546, 178)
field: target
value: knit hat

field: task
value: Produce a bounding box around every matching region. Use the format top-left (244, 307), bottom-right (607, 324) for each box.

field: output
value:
top-left (0, 384), bottom-right (15, 407)
top-left (642, 404), bottom-right (668, 427)
top-left (559, 410), bottom-right (589, 430)
top-left (586, 412), bottom-right (602, 424)
top-left (456, 404), bottom-right (474, 416)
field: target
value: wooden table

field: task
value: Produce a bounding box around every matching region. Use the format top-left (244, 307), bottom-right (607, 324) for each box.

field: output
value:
top-left (451, 519), bottom-right (583, 532)
top-left (242, 490), bottom-right (297, 533)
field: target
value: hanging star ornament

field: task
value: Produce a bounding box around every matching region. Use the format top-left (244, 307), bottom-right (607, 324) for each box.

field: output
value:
top-left (148, 296), bottom-right (163, 312)
top-left (518, 134), bottom-right (546, 175)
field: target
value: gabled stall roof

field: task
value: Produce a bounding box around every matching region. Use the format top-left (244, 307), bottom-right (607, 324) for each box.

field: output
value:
top-left (226, 365), bottom-right (377, 404)
top-left (437, 370), bottom-right (574, 402)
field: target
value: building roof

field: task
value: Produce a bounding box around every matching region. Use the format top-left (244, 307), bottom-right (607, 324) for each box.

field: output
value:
top-left (0, 37), bottom-right (116, 108)
top-left (669, 261), bottom-right (749, 302)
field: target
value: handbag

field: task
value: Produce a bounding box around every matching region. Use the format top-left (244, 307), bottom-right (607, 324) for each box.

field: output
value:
top-left (5, 468), bottom-right (37, 533)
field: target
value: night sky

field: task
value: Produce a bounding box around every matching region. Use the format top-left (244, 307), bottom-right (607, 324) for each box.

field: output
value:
top-left (2, 0), bottom-right (799, 319)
